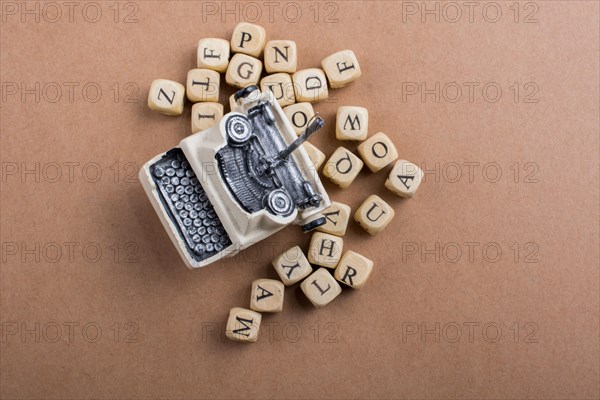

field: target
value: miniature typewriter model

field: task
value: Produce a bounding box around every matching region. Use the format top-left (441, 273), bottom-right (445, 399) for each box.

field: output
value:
top-left (140, 86), bottom-right (331, 269)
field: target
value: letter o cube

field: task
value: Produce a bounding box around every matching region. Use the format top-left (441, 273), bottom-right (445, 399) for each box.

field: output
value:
top-left (283, 102), bottom-right (315, 136)
top-left (357, 132), bottom-right (398, 172)
top-left (323, 147), bottom-right (364, 189)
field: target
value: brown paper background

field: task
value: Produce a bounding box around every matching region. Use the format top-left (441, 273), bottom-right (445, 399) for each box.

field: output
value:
top-left (1, 1), bottom-right (599, 398)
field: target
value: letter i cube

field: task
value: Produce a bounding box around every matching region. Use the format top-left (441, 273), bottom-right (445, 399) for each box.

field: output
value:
top-left (191, 102), bottom-right (223, 133)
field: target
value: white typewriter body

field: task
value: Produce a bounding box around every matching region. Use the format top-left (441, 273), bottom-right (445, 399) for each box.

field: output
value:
top-left (140, 89), bottom-right (330, 269)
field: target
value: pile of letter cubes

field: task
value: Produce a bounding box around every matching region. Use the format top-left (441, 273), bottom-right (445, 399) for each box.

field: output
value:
top-left (147, 23), bottom-right (423, 343)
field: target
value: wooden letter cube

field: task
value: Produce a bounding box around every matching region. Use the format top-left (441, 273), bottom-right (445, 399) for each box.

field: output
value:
top-left (250, 279), bottom-right (284, 313)
top-left (336, 106), bottom-right (368, 141)
top-left (317, 201), bottom-right (351, 236)
top-left (186, 69), bottom-right (220, 102)
top-left (323, 147), bottom-right (364, 189)
top-left (225, 307), bottom-right (262, 343)
top-left (321, 50), bottom-right (362, 88)
top-left (284, 102), bottom-right (315, 136)
top-left (354, 195), bottom-right (395, 235)
top-left (191, 102), bottom-right (223, 133)
top-left (264, 40), bottom-right (297, 73)
top-left (197, 38), bottom-right (230, 72)
top-left (272, 246), bottom-right (312, 286)
top-left (292, 68), bottom-right (329, 103)
top-left (260, 73), bottom-right (295, 107)
top-left (385, 160), bottom-right (424, 198)
top-left (308, 232), bottom-right (343, 268)
top-left (303, 142), bottom-right (326, 172)
top-left (357, 132), bottom-right (398, 172)
top-left (225, 53), bottom-right (263, 89)
top-left (229, 91), bottom-right (262, 111)
top-left (230, 22), bottom-right (266, 57)
top-left (300, 268), bottom-right (342, 308)
top-left (228, 93), bottom-right (237, 111)
top-left (147, 79), bottom-right (185, 116)
top-left (334, 250), bottom-right (373, 289)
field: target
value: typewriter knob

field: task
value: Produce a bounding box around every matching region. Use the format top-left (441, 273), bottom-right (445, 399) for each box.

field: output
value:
top-left (265, 189), bottom-right (294, 217)
top-left (225, 115), bottom-right (252, 145)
